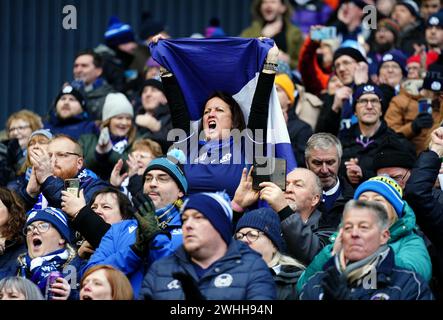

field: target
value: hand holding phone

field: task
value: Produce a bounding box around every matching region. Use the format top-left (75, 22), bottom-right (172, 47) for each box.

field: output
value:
top-left (418, 99), bottom-right (432, 114)
top-left (64, 178), bottom-right (80, 197)
top-left (252, 157), bottom-right (286, 191)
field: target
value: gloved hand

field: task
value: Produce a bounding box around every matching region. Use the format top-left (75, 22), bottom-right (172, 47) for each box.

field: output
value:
top-left (321, 265), bottom-right (351, 300)
top-left (130, 192), bottom-right (161, 258)
top-left (411, 112), bottom-right (433, 134)
top-left (172, 272), bottom-right (206, 300)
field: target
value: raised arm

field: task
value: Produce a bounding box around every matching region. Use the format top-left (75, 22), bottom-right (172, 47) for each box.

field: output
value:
top-left (247, 42), bottom-right (279, 142)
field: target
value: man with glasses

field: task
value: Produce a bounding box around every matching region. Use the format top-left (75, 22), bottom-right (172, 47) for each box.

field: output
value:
top-left (17, 207), bottom-right (83, 300)
top-left (341, 84), bottom-right (412, 187)
top-left (83, 154), bottom-right (188, 297)
top-left (17, 134), bottom-right (108, 211)
top-left (315, 44), bottom-right (368, 137)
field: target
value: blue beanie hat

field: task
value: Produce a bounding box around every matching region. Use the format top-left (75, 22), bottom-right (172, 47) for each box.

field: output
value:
top-left (235, 207), bottom-right (286, 252)
top-left (378, 50), bottom-right (407, 77)
top-left (143, 151), bottom-right (188, 193)
top-left (181, 192), bottom-right (233, 245)
top-left (353, 84), bottom-right (384, 108)
top-left (427, 12), bottom-right (443, 28)
top-left (104, 16), bottom-right (135, 47)
top-left (25, 207), bottom-right (72, 243)
top-left (354, 176), bottom-right (405, 218)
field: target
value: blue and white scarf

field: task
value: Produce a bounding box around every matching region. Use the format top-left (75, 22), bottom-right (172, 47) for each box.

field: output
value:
top-left (19, 248), bottom-right (69, 294)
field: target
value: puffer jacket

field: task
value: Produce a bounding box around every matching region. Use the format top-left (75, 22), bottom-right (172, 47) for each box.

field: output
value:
top-left (299, 247), bottom-right (433, 300)
top-left (272, 264), bottom-right (303, 300)
top-left (83, 205), bottom-right (183, 297)
top-left (140, 240), bottom-right (276, 300)
top-left (296, 202), bottom-right (432, 294)
top-left (384, 80), bottom-right (442, 155)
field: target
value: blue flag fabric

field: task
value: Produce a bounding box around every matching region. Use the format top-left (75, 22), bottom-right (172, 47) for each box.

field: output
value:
top-left (149, 37), bottom-right (297, 171)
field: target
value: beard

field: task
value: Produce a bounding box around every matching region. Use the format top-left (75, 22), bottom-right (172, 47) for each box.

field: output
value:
top-left (373, 41), bottom-right (394, 54)
top-left (53, 165), bottom-right (79, 180)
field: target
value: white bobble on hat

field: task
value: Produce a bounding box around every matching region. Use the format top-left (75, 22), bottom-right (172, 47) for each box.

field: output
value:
top-left (102, 92), bottom-right (134, 122)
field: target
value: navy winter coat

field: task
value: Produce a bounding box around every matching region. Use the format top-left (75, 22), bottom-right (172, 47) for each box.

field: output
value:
top-left (299, 247), bottom-right (433, 300)
top-left (140, 240), bottom-right (277, 300)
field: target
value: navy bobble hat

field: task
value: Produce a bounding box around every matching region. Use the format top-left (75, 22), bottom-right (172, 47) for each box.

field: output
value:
top-left (104, 16), bottom-right (135, 47)
top-left (54, 85), bottom-right (86, 109)
top-left (25, 207), bottom-right (72, 243)
top-left (354, 176), bottom-right (405, 218)
top-left (235, 207), bottom-right (286, 252)
top-left (181, 192), bottom-right (233, 245)
top-left (378, 50), bottom-right (408, 77)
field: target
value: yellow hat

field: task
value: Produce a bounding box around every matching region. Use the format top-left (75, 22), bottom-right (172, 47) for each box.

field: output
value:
top-left (275, 74), bottom-right (295, 105)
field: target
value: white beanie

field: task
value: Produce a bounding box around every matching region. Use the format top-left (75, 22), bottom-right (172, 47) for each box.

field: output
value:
top-left (102, 93), bottom-right (134, 121)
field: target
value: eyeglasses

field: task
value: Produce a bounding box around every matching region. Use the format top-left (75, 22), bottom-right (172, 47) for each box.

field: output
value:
top-left (48, 151), bottom-right (81, 160)
top-left (235, 230), bottom-right (264, 242)
top-left (8, 125), bottom-right (31, 134)
top-left (145, 174), bottom-right (172, 184)
top-left (23, 222), bottom-right (51, 236)
top-left (356, 98), bottom-right (381, 107)
top-left (380, 63), bottom-right (401, 71)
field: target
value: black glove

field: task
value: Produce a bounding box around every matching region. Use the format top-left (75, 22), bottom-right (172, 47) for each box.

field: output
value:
top-left (411, 112), bottom-right (433, 134)
top-left (130, 192), bottom-right (161, 257)
top-left (321, 265), bottom-right (351, 300)
top-left (172, 272), bottom-right (206, 300)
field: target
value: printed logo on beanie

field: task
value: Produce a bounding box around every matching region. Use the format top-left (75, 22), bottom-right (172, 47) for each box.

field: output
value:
top-left (431, 81), bottom-right (442, 91)
top-left (369, 176), bottom-right (403, 197)
top-left (363, 85), bottom-right (375, 93)
top-left (382, 54), bottom-right (393, 62)
top-left (62, 86), bottom-right (74, 94)
top-left (27, 211), bottom-right (38, 221)
top-left (430, 16), bottom-right (440, 26)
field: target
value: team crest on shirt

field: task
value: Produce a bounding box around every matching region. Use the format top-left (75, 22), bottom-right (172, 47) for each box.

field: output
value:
top-left (370, 293), bottom-right (390, 300)
top-left (219, 153), bottom-right (232, 164)
top-left (167, 279), bottom-right (181, 290)
top-left (214, 274), bottom-right (233, 288)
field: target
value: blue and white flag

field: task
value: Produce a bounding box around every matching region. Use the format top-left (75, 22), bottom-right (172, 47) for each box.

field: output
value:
top-left (149, 37), bottom-right (297, 172)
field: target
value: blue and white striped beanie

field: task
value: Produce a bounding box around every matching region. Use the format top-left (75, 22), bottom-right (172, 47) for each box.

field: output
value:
top-left (25, 207), bottom-right (72, 243)
top-left (181, 192), bottom-right (233, 245)
top-left (354, 176), bottom-right (405, 218)
top-left (104, 16), bottom-right (135, 47)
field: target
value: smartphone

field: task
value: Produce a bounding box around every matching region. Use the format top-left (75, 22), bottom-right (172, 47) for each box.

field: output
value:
top-left (418, 99), bottom-right (432, 114)
top-left (252, 157), bottom-right (287, 191)
top-left (310, 26), bottom-right (337, 41)
top-left (64, 178), bottom-right (80, 197)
